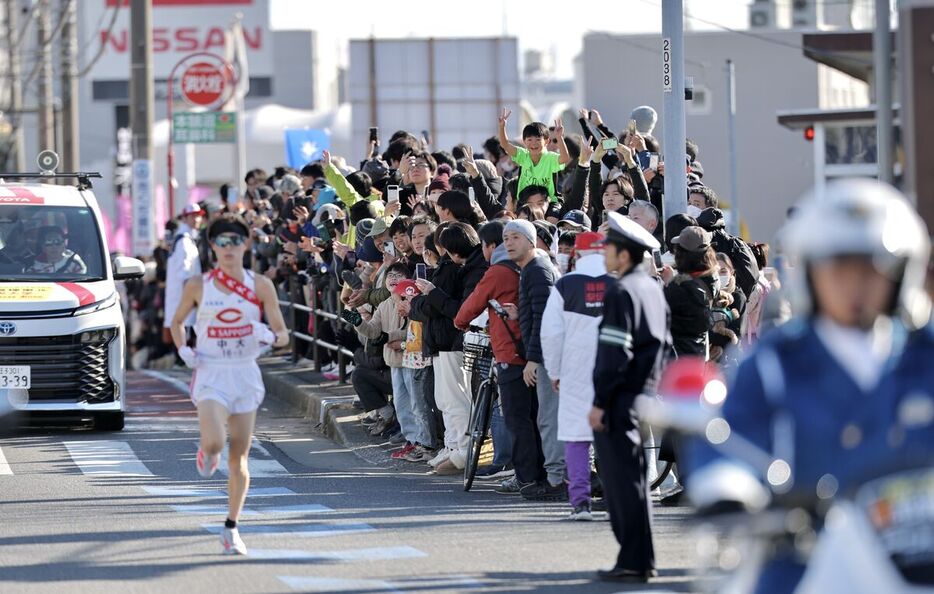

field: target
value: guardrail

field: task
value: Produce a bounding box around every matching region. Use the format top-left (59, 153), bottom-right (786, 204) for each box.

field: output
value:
top-left (277, 276), bottom-right (352, 384)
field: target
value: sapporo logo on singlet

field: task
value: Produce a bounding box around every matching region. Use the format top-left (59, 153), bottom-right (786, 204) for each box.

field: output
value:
top-left (207, 325), bottom-right (253, 339)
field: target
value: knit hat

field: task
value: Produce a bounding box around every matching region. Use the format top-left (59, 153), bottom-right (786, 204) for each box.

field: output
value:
top-left (504, 219), bottom-right (536, 246)
top-left (428, 177), bottom-right (450, 194)
top-left (630, 105), bottom-right (658, 135)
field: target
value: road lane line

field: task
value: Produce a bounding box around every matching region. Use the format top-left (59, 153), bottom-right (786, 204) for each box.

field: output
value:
top-left (250, 546), bottom-right (427, 561)
top-left (171, 504), bottom-right (332, 515)
top-left (63, 440), bottom-right (153, 476)
top-left (0, 446), bottom-right (12, 475)
top-left (202, 523), bottom-right (375, 537)
top-left (142, 486), bottom-right (296, 498)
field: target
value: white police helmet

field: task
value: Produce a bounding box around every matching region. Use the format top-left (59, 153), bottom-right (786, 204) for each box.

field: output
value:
top-left (779, 178), bottom-right (930, 328)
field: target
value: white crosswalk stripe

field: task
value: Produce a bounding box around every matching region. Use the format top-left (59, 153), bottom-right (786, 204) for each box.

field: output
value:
top-left (63, 440), bottom-right (154, 476)
top-left (217, 440), bottom-right (290, 478)
top-left (202, 523), bottom-right (375, 537)
top-left (277, 575), bottom-right (482, 592)
top-left (142, 486), bottom-right (296, 498)
top-left (0, 445), bottom-right (12, 475)
top-left (171, 504), bottom-right (332, 515)
top-left (278, 576), bottom-right (402, 593)
top-left (249, 546), bottom-right (427, 561)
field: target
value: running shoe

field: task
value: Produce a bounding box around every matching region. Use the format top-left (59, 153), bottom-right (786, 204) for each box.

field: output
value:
top-left (390, 443), bottom-right (416, 459)
top-left (564, 501), bottom-right (594, 521)
top-left (220, 526), bottom-right (247, 555)
top-left (427, 447), bottom-right (451, 468)
top-left (403, 444), bottom-right (435, 462)
top-left (475, 464), bottom-right (515, 481)
top-left (196, 447), bottom-right (219, 478)
top-left (494, 476), bottom-right (534, 495)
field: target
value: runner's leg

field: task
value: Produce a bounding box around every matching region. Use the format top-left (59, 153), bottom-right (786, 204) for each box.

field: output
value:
top-left (226, 410), bottom-right (257, 522)
top-left (197, 400), bottom-right (228, 456)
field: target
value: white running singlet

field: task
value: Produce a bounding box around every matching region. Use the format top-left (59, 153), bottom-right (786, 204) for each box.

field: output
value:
top-left (190, 269), bottom-right (266, 414)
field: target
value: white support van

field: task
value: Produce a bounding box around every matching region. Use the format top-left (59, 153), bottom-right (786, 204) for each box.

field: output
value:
top-left (0, 163), bottom-right (145, 431)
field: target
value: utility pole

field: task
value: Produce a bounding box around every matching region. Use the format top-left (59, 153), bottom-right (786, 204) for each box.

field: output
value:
top-left (5, 0), bottom-right (25, 170)
top-left (725, 60), bottom-right (740, 237)
top-left (662, 0), bottom-right (687, 220)
top-left (36, 0), bottom-right (55, 152)
top-left (873, 0), bottom-right (893, 184)
top-left (59, 0), bottom-right (78, 171)
top-left (130, 0), bottom-right (155, 255)
top-left (899, 0), bottom-right (934, 230)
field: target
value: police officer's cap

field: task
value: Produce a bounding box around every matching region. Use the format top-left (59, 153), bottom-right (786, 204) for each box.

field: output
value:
top-left (598, 211), bottom-right (660, 251)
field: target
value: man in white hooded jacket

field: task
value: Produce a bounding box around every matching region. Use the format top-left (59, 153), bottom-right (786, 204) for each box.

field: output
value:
top-left (541, 231), bottom-right (610, 520)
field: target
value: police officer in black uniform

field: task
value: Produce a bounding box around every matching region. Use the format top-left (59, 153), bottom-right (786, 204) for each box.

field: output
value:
top-left (589, 211), bottom-right (670, 583)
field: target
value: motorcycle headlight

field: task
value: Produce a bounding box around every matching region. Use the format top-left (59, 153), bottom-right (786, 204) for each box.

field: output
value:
top-left (74, 293), bottom-right (118, 317)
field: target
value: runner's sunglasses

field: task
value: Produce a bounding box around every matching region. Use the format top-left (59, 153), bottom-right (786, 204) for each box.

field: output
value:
top-left (212, 234), bottom-right (245, 248)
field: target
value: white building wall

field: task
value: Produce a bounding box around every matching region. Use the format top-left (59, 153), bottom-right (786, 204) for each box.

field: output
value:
top-left (581, 29), bottom-right (867, 242)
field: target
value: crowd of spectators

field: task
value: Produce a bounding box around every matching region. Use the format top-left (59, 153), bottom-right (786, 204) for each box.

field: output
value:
top-left (123, 104), bottom-right (780, 517)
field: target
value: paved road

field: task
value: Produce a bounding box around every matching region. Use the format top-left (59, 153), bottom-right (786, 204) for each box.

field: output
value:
top-left (0, 371), bottom-right (698, 593)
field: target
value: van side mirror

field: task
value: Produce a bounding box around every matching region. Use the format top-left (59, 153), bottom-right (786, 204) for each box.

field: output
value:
top-left (113, 256), bottom-right (145, 280)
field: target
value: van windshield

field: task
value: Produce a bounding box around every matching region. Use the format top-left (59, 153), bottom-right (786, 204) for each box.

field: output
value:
top-left (0, 205), bottom-right (106, 282)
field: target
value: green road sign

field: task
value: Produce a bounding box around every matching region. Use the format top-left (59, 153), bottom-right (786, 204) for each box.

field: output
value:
top-left (172, 112), bottom-right (236, 144)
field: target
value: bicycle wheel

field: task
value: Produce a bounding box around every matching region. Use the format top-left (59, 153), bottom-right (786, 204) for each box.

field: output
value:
top-left (463, 379), bottom-right (494, 492)
top-left (650, 460), bottom-right (673, 491)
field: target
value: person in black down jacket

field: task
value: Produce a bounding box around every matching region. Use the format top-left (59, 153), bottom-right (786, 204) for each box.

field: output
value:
top-left (664, 226), bottom-right (718, 358)
top-left (695, 207), bottom-right (760, 298)
top-left (410, 222), bottom-right (487, 475)
top-left (502, 219), bottom-right (567, 501)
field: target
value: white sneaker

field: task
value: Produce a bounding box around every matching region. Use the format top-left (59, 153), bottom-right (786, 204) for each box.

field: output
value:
top-left (447, 449), bottom-right (467, 470)
top-left (220, 527), bottom-right (247, 555)
top-left (427, 447), bottom-right (451, 468)
top-left (196, 447), bottom-right (219, 478)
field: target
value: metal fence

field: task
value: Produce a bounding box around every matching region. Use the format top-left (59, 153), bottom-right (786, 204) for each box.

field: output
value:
top-left (277, 275), bottom-right (353, 384)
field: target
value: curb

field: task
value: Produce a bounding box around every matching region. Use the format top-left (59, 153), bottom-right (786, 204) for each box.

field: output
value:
top-left (256, 357), bottom-right (454, 473)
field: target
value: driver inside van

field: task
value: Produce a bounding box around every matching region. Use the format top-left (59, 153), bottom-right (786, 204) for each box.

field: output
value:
top-left (24, 225), bottom-right (87, 275)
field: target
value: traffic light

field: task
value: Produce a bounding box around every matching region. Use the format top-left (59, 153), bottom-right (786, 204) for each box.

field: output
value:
top-left (804, 126), bottom-right (815, 142)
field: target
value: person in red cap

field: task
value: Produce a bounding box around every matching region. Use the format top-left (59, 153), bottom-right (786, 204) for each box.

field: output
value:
top-left (163, 203), bottom-right (205, 346)
top-left (541, 231), bottom-right (610, 521)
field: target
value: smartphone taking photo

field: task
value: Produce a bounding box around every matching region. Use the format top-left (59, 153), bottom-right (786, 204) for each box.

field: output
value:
top-left (415, 263), bottom-right (427, 280)
top-left (488, 299), bottom-right (507, 318)
top-left (387, 185), bottom-right (400, 204)
top-left (602, 138), bottom-right (618, 150)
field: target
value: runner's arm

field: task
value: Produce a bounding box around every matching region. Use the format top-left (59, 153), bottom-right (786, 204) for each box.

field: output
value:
top-left (256, 275), bottom-right (290, 348)
top-left (171, 276), bottom-right (202, 350)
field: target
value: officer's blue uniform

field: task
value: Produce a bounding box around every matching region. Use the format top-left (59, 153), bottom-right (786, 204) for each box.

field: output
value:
top-left (690, 317), bottom-right (934, 593)
top-left (592, 265), bottom-right (670, 574)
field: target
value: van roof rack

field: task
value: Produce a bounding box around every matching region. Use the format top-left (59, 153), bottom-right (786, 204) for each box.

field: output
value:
top-left (0, 172), bottom-right (103, 191)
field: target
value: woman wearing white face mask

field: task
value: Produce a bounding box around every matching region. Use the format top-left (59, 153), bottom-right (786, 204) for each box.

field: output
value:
top-left (708, 252), bottom-right (746, 364)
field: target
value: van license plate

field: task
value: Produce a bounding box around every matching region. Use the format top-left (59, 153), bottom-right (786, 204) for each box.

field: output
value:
top-left (0, 366), bottom-right (30, 389)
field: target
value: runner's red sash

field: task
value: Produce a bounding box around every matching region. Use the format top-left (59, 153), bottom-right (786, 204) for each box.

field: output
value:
top-left (211, 269), bottom-right (263, 313)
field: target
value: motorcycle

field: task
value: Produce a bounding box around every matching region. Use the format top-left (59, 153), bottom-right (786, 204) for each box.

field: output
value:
top-left (639, 357), bottom-right (934, 594)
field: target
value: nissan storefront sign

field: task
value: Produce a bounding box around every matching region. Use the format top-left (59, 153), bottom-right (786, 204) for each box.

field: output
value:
top-left (82, 0), bottom-right (271, 80)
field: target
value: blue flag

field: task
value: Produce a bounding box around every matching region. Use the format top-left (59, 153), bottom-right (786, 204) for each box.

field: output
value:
top-left (284, 128), bottom-right (330, 170)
